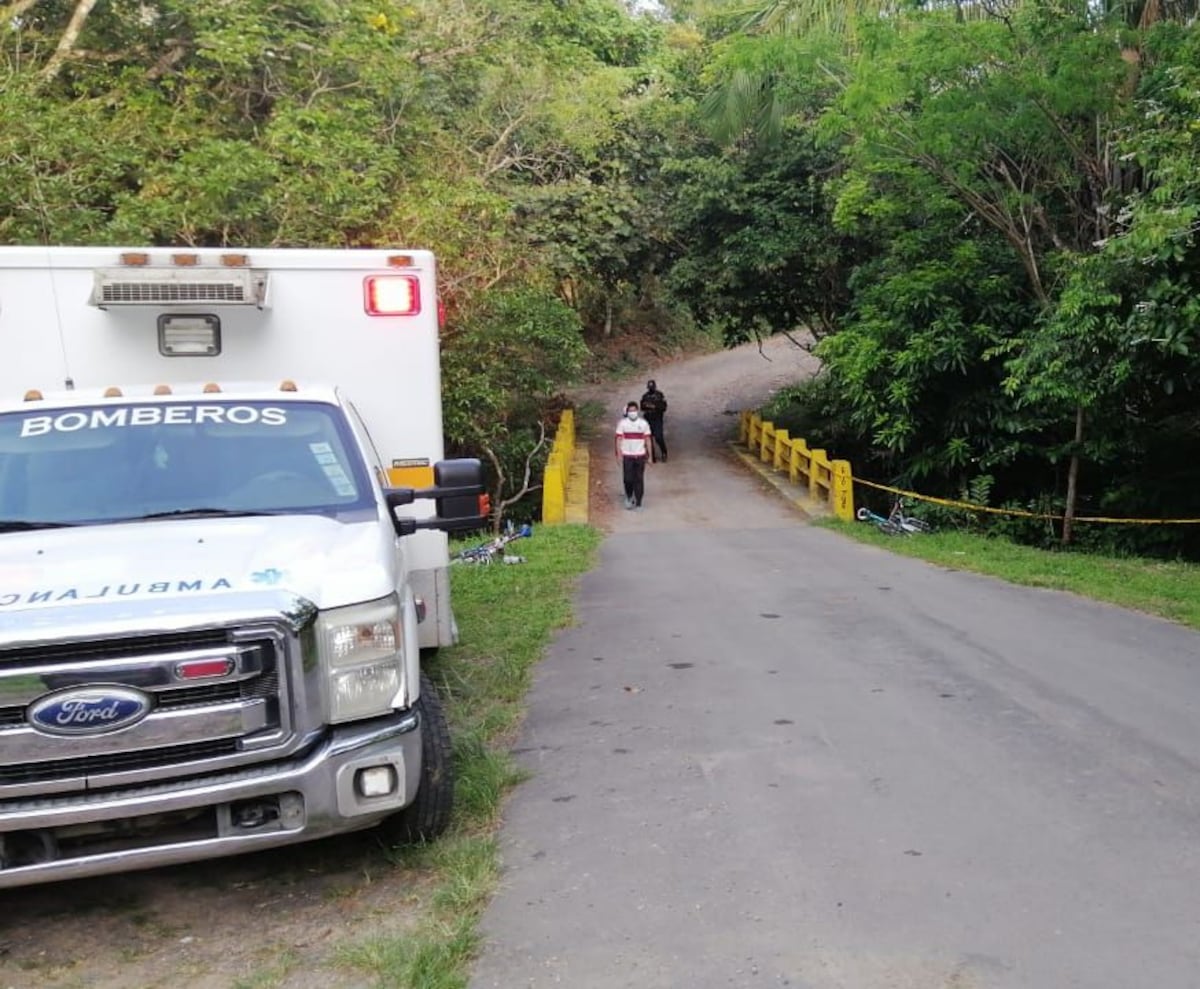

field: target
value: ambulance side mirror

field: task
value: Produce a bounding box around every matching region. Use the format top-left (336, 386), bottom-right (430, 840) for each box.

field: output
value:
top-left (385, 458), bottom-right (487, 536)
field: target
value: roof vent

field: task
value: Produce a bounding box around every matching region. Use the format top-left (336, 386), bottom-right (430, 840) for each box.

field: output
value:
top-left (91, 267), bottom-right (267, 308)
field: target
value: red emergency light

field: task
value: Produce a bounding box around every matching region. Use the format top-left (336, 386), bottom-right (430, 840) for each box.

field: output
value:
top-left (364, 275), bottom-right (421, 316)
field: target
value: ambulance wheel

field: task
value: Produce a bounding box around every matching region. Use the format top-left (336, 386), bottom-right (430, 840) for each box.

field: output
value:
top-left (381, 673), bottom-right (454, 844)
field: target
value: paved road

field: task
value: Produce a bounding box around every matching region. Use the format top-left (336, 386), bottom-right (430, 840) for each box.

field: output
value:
top-left (469, 339), bottom-right (1200, 989)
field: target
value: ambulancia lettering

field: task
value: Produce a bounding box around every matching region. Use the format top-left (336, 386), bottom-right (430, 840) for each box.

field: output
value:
top-left (28, 686), bottom-right (152, 736)
top-left (0, 577), bottom-right (234, 608)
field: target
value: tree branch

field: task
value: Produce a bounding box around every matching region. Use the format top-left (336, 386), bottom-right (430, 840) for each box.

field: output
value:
top-left (481, 422), bottom-right (548, 533)
top-left (482, 109), bottom-right (529, 175)
top-left (779, 327), bottom-right (816, 353)
top-left (38, 0), bottom-right (99, 86)
top-left (146, 43), bottom-right (189, 81)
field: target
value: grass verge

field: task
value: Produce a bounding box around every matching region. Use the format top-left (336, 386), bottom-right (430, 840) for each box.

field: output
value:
top-left (337, 523), bottom-right (602, 988)
top-left (820, 518), bottom-right (1200, 630)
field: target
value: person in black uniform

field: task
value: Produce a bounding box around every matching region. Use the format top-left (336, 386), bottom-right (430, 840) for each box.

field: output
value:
top-left (640, 379), bottom-right (668, 463)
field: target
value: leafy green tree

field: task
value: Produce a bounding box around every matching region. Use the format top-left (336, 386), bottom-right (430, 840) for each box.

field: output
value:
top-left (441, 288), bottom-right (590, 527)
top-left (819, 211), bottom-right (1036, 486)
top-left (996, 18), bottom-right (1200, 542)
top-left (688, 0), bottom-right (1200, 548)
top-left (816, 4), bottom-right (1154, 538)
top-left (662, 134), bottom-right (850, 342)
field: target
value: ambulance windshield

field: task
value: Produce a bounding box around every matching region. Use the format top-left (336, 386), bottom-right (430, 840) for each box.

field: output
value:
top-left (0, 400), bottom-right (375, 526)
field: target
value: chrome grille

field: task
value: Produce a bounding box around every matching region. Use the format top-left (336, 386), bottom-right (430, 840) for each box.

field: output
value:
top-left (2, 629), bottom-right (229, 665)
top-left (157, 682), bottom-right (241, 707)
top-left (0, 740), bottom-right (239, 786)
top-left (0, 624), bottom-right (295, 793)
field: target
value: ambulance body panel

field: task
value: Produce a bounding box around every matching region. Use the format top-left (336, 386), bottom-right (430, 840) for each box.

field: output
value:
top-left (0, 247), bottom-right (481, 886)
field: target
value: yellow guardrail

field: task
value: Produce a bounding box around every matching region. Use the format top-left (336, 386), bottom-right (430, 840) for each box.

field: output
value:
top-left (741, 410), bottom-right (1200, 526)
top-left (541, 408), bottom-right (575, 524)
top-left (739, 411), bottom-right (855, 520)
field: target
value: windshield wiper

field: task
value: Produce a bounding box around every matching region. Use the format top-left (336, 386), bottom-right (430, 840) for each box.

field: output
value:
top-left (130, 508), bottom-right (280, 521)
top-left (0, 519), bottom-right (81, 532)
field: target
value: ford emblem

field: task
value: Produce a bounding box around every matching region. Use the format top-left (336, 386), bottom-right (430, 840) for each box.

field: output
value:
top-left (27, 685), bottom-right (152, 737)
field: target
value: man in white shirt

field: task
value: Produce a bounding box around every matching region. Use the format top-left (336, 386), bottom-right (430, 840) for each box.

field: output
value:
top-left (614, 401), bottom-right (653, 510)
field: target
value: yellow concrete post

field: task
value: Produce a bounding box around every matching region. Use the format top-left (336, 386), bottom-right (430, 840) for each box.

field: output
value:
top-left (787, 440), bottom-right (801, 485)
top-left (542, 451), bottom-right (565, 523)
top-left (739, 411), bottom-right (751, 444)
top-left (560, 408), bottom-right (575, 455)
top-left (541, 408), bottom-right (578, 525)
top-left (748, 413), bottom-right (761, 448)
top-left (831, 460), bottom-right (855, 520)
top-left (760, 422), bottom-right (775, 462)
top-left (788, 438), bottom-right (807, 486)
top-left (809, 449), bottom-right (828, 503)
top-left (773, 429), bottom-right (789, 470)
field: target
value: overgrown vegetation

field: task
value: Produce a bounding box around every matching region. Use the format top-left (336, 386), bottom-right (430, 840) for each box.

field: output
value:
top-left (704, 0), bottom-right (1200, 556)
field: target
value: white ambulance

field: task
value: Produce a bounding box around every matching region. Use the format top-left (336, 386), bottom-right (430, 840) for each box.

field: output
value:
top-left (0, 246), bottom-right (486, 887)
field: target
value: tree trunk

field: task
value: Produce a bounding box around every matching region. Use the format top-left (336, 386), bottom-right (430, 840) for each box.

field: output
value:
top-left (39, 0), bottom-right (99, 85)
top-left (604, 295), bottom-right (613, 338)
top-left (1062, 404), bottom-right (1084, 546)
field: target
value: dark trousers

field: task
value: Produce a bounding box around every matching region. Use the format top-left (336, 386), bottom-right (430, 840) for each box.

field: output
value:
top-left (622, 456), bottom-right (647, 506)
top-left (646, 416), bottom-right (667, 461)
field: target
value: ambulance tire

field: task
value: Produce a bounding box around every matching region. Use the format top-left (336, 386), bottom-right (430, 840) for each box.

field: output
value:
top-left (381, 672), bottom-right (454, 844)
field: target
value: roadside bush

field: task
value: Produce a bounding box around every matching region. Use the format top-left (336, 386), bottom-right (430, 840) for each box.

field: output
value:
top-left (442, 287), bottom-right (589, 527)
top-left (760, 373), bottom-right (868, 464)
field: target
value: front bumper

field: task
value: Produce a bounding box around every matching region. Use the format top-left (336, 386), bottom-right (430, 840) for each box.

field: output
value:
top-left (0, 710), bottom-right (421, 889)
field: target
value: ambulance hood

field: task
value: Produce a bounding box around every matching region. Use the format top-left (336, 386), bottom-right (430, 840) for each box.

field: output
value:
top-left (0, 514), bottom-right (394, 616)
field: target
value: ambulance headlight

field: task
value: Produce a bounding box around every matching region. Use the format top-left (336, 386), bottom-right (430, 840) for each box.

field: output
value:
top-left (316, 597), bottom-right (404, 723)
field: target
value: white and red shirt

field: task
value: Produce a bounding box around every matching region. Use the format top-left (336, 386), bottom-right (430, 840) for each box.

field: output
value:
top-left (616, 415), bottom-right (651, 457)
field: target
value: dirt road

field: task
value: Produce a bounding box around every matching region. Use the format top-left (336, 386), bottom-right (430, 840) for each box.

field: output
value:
top-left (0, 335), bottom-right (817, 989)
top-left (583, 334), bottom-right (819, 533)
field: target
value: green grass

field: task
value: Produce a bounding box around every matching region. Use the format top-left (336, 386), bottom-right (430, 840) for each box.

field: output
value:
top-left (822, 518), bottom-right (1200, 629)
top-left (336, 523), bottom-right (602, 988)
top-left (231, 952), bottom-right (300, 989)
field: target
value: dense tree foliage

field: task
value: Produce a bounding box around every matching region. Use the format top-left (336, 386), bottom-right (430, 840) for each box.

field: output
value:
top-left (3, 0), bottom-right (1199, 549)
top-left (696, 0), bottom-right (1200, 553)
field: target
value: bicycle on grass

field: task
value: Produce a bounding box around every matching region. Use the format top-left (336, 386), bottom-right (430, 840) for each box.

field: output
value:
top-left (887, 496), bottom-right (932, 534)
top-left (856, 496), bottom-right (932, 535)
top-left (452, 522), bottom-right (533, 564)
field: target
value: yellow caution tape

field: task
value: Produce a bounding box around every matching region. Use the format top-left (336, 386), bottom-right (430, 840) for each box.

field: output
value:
top-left (852, 477), bottom-right (1200, 525)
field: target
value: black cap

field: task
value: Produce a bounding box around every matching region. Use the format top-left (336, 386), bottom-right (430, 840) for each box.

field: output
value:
top-left (647, 379), bottom-right (656, 389)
